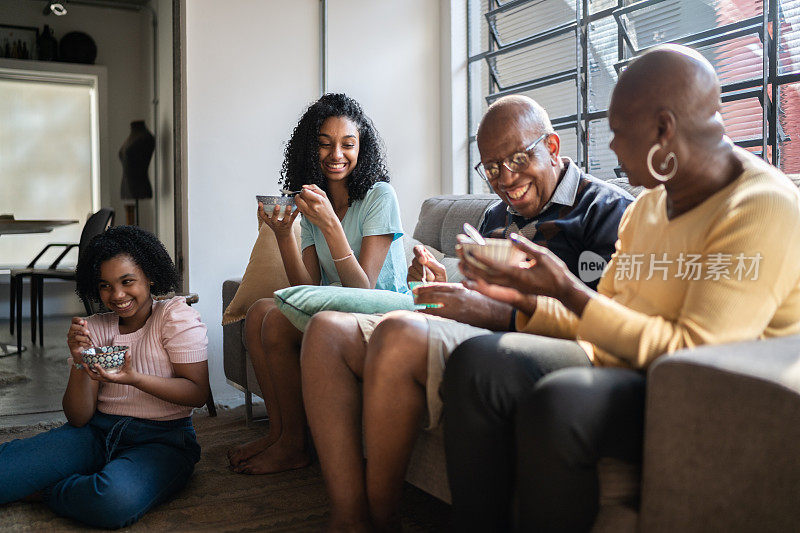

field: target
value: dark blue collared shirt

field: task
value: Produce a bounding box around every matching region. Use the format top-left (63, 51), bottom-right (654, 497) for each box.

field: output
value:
top-left (478, 158), bottom-right (633, 290)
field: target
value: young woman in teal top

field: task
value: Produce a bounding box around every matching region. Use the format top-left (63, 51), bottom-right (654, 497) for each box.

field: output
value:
top-left (298, 180), bottom-right (407, 292)
top-left (228, 93), bottom-right (407, 474)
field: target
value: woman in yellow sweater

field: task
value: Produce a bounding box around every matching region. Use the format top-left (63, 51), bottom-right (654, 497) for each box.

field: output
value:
top-left (442, 44), bottom-right (800, 531)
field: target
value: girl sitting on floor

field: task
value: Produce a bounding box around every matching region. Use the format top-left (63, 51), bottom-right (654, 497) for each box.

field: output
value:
top-left (0, 225), bottom-right (209, 529)
top-left (227, 93), bottom-right (407, 475)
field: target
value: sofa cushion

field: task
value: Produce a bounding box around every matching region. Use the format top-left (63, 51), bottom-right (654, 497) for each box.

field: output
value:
top-left (405, 426), bottom-right (451, 502)
top-left (221, 219), bottom-right (301, 325)
top-left (442, 257), bottom-right (463, 282)
top-left (412, 194), bottom-right (498, 256)
top-left (273, 285), bottom-right (416, 330)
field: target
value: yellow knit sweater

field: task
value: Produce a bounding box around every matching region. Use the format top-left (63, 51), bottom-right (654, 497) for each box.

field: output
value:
top-left (516, 148), bottom-right (800, 369)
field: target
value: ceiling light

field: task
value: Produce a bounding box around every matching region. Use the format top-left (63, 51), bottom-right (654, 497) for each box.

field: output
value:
top-left (43, 1), bottom-right (67, 16)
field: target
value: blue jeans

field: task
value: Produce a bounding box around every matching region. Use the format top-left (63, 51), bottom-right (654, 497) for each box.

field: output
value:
top-left (0, 411), bottom-right (201, 529)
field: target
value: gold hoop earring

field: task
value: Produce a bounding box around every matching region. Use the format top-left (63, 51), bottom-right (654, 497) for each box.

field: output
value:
top-left (646, 143), bottom-right (678, 182)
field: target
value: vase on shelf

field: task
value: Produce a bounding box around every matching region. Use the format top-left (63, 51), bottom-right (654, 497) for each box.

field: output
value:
top-left (37, 25), bottom-right (58, 61)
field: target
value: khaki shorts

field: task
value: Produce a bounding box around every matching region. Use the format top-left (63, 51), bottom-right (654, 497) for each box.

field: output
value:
top-left (353, 313), bottom-right (491, 430)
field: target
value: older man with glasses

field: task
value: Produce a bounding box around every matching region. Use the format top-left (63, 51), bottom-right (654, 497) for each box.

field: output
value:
top-left (299, 95), bottom-right (632, 531)
top-left (469, 97), bottom-right (630, 291)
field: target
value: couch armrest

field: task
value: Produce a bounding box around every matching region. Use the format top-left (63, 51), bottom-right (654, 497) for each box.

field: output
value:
top-left (222, 278), bottom-right (247, 389)
top-left (640, 336), bottom-right (800, 532)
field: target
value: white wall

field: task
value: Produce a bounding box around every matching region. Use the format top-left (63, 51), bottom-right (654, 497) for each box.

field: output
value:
top-left (185, 0), bottom-right (320, 398)
top-left (185, 0), bottom-right (449, 398)
top-left (326, 0), bottom-right (442, 234)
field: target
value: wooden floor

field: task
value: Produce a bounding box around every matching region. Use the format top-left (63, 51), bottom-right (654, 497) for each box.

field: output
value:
top-left (0, 316), bottom-right (72, 428)
top-left (0, 316), bottom-right (244, 428)
top-left (0, 405), bottom-right (452, 532)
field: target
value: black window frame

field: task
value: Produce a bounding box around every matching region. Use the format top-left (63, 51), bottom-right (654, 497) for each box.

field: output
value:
top-left (467, 0), bottom-right (800, 192)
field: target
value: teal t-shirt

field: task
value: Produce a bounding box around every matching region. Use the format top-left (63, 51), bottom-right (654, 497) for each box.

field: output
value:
top-left (300, 181), bottom-right (409, 293)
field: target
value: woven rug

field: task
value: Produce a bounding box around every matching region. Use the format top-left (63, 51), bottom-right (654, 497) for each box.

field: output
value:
top-left (0, 405), bottom-right (451, 531)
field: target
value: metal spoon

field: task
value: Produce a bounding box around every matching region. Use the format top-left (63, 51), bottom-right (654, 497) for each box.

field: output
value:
top-left (422, 263), bottom-right (433, 284)
top-left (463, 222), bottom-right (486, 245)
top-left (280, 188), bottom-right (303, 196)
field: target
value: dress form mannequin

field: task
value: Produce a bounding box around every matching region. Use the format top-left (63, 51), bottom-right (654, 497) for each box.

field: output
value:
top-left (119, 120), bottom-right (154, 225)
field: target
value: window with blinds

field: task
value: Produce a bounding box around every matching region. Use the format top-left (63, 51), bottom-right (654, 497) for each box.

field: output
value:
top-left (0, 73), bottom-right (99, 266)
top-left (467, 0), bottom-right (800, 192)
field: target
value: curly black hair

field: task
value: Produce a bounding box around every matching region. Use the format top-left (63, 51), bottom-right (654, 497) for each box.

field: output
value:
top-left (75, 225), bottom-right (180, 302)
top-left (280, 93), bottom-right (389, 205)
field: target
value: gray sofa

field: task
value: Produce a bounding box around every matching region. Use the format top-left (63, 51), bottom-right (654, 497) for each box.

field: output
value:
top-left (223, 193), bottom-right (800, 531)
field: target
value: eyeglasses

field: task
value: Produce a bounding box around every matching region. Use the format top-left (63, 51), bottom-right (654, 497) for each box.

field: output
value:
top-left (474, 133), bottom-right (549, 184)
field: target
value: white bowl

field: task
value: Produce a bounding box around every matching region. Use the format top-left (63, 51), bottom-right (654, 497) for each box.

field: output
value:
top-left (460, 238), bottom-right (527, 270)
top-left (81, 345), bottom-right (129, 373)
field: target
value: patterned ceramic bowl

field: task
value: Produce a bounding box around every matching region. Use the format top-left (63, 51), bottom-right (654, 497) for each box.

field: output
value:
top-left (81, 345), bottom-right (129, 373)
top-left (460, 238), bottom-right (527, 270)
top-left (256, 195), bottom-right (296, 218)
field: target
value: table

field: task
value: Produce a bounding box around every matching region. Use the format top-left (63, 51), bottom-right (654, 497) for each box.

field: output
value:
top-left (1, 216), bottom-right (79, 357)
top-left (0, 217), bottom-right (78, 235)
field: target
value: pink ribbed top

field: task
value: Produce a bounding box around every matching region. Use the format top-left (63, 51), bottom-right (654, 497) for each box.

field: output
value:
top-left (85, 296), bottom-right (208, 421)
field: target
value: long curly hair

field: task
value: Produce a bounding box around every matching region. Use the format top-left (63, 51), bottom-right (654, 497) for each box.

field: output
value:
top-left (76, 225), bottom-right (180, 303)
top-left (280, 93), bottom-right (389, 205)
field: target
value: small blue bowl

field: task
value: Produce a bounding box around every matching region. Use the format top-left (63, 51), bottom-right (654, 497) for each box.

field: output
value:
top-left (407, 281), bottom-right (445, 309)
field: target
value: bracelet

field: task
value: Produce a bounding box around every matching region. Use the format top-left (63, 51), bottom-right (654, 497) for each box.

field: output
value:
top-left (332, 250), bottom-right (355, 263)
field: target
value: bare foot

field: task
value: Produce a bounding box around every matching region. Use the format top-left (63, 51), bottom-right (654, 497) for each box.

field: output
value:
top-left (232, 441), bottom-right (311, 475)
top-left (227, 436), bottom-right (273, 467)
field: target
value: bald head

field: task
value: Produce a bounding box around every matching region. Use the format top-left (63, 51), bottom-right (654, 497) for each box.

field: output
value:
top-left (474, 95), bottom-right (563, 218)
top-left (477, 95), bottom-right (553, 145)
top-left (610, 44), bottom-right (723, 144)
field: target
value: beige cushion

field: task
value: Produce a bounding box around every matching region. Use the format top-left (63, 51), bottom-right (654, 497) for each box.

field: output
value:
top-left (221, 219), bottom-right (301, 325)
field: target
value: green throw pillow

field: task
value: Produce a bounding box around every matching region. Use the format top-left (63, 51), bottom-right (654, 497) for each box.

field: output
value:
top-left (273, 285), bottom-right (416, 331)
